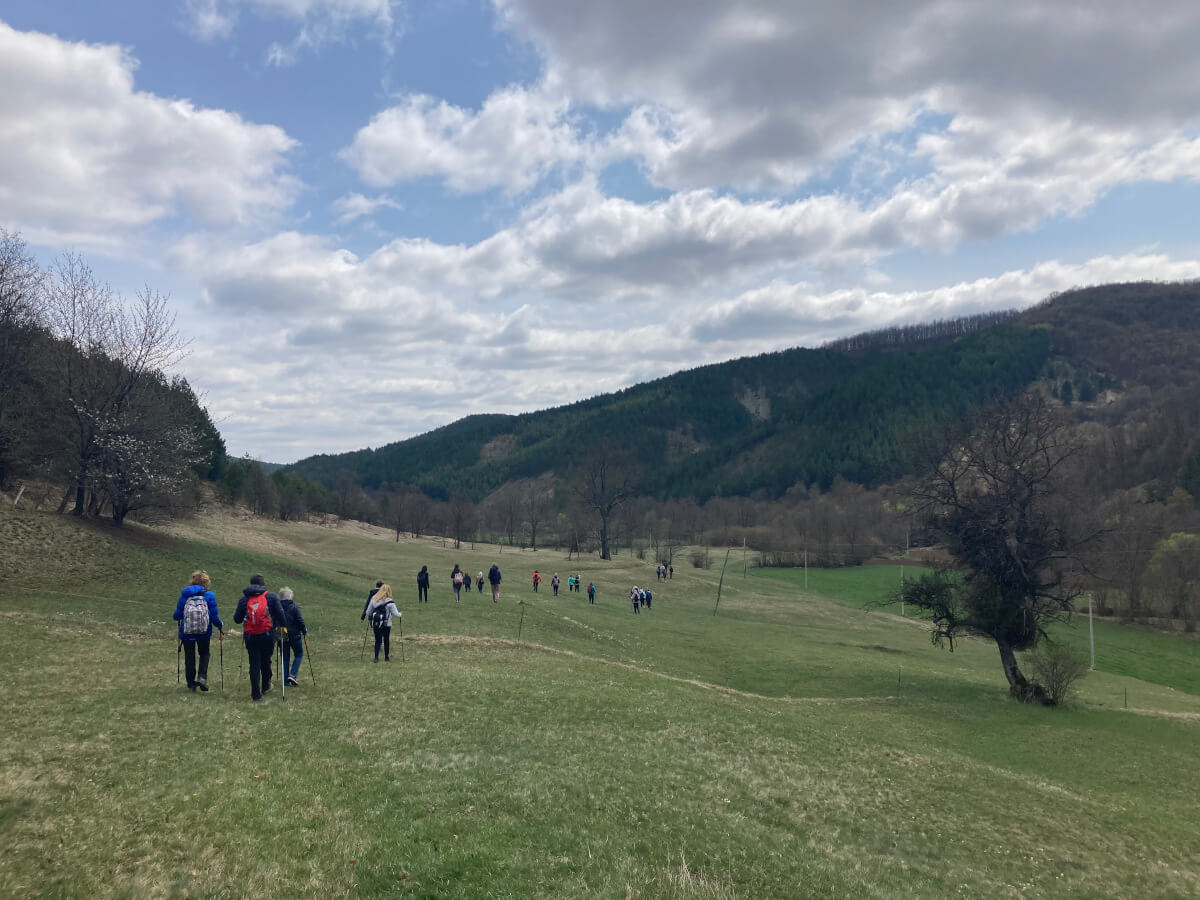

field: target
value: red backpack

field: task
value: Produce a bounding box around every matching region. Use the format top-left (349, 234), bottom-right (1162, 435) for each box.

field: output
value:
top-left (243, 592), bottom-right (273, 635)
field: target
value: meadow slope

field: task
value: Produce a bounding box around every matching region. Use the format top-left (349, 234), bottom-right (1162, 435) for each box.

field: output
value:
top-left (1, 504), bottom-right (1198, 899)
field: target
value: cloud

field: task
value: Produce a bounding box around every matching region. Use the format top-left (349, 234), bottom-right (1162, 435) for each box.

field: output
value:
top-left (688, 254), bottom-right (1200, 345)
top-left (495, 0), bottom-right (1200, 190)
top-left (0, 22), bottom-right (300, 248)
top-left (331, 192), bottom-right (403, 225)
top-left (183, 0), bottom-right (404, 62)
top-left (342, 86), bottom-right (583, 194)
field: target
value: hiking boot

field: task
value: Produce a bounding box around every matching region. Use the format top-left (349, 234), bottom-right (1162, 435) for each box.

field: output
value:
top-left (286, 676), bottom-right (298, 686)
top-left (262, 683), bottom-right (272, 695)
top-left (197, 677), bottom-right (209, 692)
top-left (188, 684), bottom-right (197, 692)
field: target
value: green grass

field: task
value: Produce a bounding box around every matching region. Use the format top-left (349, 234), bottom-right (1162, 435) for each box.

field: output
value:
top-left (2, 506), bottom-right (1198, 898)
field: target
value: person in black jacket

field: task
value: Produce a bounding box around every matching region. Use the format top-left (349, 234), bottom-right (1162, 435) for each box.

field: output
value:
top-left (417, 566), bottom-right (429, 603)
top-left (233, 574), bottom-right (286, 701)
top-left (361, 581), bottom-right (383, 619)
top-left (488, 564), bottom-right (502, 603)
top-left (278, 587), bottom-right (307, 686)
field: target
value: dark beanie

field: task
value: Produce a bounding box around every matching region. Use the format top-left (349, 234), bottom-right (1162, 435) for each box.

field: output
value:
top-left (250, 574), bottom-right (265, 586)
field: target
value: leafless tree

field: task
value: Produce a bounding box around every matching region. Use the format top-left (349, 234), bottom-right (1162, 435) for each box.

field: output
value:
top-left (41, 253), bottom-right (186, 516)
top-left (898, 392), bottom-right (1103, 703)
top-left (572, 446), bottom-right (637, 560)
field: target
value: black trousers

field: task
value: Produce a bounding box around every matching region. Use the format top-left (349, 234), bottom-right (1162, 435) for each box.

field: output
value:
top-left (244, 633), bottom-right (274, 699)
top-left (418, 585), bottom-right (428, 603)
top-left (183, 639), bottom-right (211, 686)
top-left (373, 625), bottom-right (391, 660)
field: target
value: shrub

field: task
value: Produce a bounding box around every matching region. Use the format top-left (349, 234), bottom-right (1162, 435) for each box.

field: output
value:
top-left (691, 548), bottom-right (710, 569)
top-left (1027, 643), bottom-right (1089, 706)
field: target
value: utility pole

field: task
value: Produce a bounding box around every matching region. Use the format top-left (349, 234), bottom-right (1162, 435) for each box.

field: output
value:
top-left (1088, 593), bottom-right (1096, 671)
top-left (900, 564), bottom-right (905, 616)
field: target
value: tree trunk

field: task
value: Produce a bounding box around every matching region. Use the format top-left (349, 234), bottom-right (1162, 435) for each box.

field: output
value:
top-left (996, 639), bottom-right (1049, 704)
top-left (599, 516), bottom-right (611, 560)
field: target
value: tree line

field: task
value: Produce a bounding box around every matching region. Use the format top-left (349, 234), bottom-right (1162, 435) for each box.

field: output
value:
top-left (0, 229), bottom-right (224, 523)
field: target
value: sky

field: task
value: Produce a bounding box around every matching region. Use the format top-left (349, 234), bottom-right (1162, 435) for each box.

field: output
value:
top-left (3, 1), bottom-right (1200, 463)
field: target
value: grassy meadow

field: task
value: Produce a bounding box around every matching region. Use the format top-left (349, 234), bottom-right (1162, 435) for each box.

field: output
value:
top-left (1, 503), bottom-right (1198, 898)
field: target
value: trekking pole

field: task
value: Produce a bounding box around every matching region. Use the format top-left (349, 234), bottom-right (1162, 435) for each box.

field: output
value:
top-left (279, 636), bottom-right (286, 701)
top-left (177, 640), bottom-right (182, 684)
top-left (303, 634), bottom-right (315, 684)
top-left (398, 616), bottom-right (405, 663)
top-left (219, 631), bottom-right (225, 691)
top-left (360, 622), bottom-right (369, 662)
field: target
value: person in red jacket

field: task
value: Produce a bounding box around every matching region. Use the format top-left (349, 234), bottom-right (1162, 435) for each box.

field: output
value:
top-left (233, 574), bottom-right (286, 702)
top-left (532, 570), bottom-right (541, 592)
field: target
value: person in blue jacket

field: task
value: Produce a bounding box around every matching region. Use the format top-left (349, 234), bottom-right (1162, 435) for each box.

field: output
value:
top-left (173, 570), bottom-right (223, 692)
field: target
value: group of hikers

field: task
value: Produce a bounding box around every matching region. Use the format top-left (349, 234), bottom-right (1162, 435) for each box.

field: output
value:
top-left (531, 570), bottom-right (594, 601)
top-left (172, 571), bottom-right (308, 702)
top-left (173, 557), bottom-right (671, 699)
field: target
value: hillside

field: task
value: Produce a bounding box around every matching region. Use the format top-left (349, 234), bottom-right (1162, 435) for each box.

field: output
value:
top-left (286, 282), bottom-right (1200, 502)
top-left (3, 502), bottom-right (1198, 897)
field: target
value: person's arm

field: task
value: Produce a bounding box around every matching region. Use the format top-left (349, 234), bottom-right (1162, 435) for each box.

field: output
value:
top-left (207, 591), bottom-right (223, 632)
top-left (295, 606), bottom-right (307, 635)
top-left (233, 596), bottom-right (247, 624)
top-left (269, 595), bottom-right (286, 634)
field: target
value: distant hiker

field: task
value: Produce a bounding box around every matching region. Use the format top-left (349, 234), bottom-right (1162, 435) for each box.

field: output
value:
top-left (574, 574), bottom-right (582, 592)
top-left (669, 564), bottom-right (673, 580)
top-left (452, 564), bottom-right (464, 602)
top-left (362, 580), bottom-right (383, 619)
top-left (173, 570), bottom-right (222, 693)
top-left (587, 582), bottom-right (596, 604)
top-left (643, 587), bottom-right (652, 610)
top-left (477, 571), bottom-right (485, 593)
top-left (566, 575), bottom-right (575, 593)
top-left (234, 574), bottom-right (285, 701)
top-left (488, 564), bottom-right (502, 602)
top-left (630, 586), bottom-right (640, 614)
top-left (417, 566), bottom-right (430, 603)
top-left (364, 583), bottom-right (401, 663)
top-left (278, 587), bottom-right (307, 686)
top-left (532, 570), bottom-right (541, 592)
top-left (656, 564), bottom-right (663, 581)
top-left (552, 573), bottom-right (560, 596)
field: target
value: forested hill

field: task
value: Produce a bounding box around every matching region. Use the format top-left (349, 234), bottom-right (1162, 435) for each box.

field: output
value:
top-left (285, 282), bottom-right (1200, 501)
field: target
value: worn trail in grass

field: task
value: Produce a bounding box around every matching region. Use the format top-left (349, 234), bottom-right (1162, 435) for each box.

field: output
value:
top-left (2, 506), bottom-right (1198, 898)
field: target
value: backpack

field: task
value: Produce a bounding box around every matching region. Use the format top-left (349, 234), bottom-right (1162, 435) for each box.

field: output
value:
top-left (454, 571), bottom-right (464, 587)
top-left (243, 592), bottom-right (273, 635)
top-left (183, 594), bottom-right (210, 635)
top-left (644, 590), bottom-right (652, 602)
top-left (370, 602), bottom-right (390, 629)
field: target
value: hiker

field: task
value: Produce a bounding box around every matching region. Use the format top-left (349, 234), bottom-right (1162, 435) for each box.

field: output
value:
top-left (532, 570), bottom-right (541, 592)
top-left (552, 573), bottom-right (560, 596)
top-left (566, 574), bottom-right (575, 593)
top-left (669, 564), bottom-right (673, 580)
top-left (574, 574), bottom-right (582, 593)
top-left (234, 574), bottom-right (285, 702)
top-left (364, 583), bottom-right (401, 662)
top-left (488, 564), bottom-right (502, 602)
top-left (630, 586), bottom-right (640, 614)
top-left (417, 566), bottom-right (430, 603)
top-left (279, 587), bottom-right (307, 686)
top-left (452, 564), bottom-right (464, 602)
top-left (643, 587), bottom-right (652, 610)
top-left (362, 581), bottom-right (383, 619)
top-left (173, 570), bottom-right (222, 693)
top-left (587, 582), bottom-right (596, 604)
top-left (477, 571), bottom-right (485, 594)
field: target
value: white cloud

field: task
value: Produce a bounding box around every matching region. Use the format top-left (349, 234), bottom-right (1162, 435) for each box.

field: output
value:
top-left (496, 0), bottom-right (1200, 190)
top-left (331, 192), bottom-right (403, 225)
top-left (343, 86), bottom-right (583, 194)
top-left (183, 0), bottom-right (403, 62)
top-left (0, 22), bottom-right (300, 248)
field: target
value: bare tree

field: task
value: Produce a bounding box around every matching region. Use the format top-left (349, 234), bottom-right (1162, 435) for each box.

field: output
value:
top-left (572, 447), bottom-right (637, 561)
top-left (448, 492), bottom-right (475, 550)
top-left (42, 253), bottom-right (186, 517)
top-left (522, 477), bottom-right (551, 551)
top-left (898, 393), bottom-right (1102, 704)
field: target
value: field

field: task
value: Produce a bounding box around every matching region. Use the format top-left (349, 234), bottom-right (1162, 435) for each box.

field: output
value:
top-left (2, 504), bottom-right (1198, 898)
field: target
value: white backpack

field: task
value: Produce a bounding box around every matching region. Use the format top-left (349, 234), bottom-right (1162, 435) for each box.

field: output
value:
top-left (182, 595), bottom-right (210, 635)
